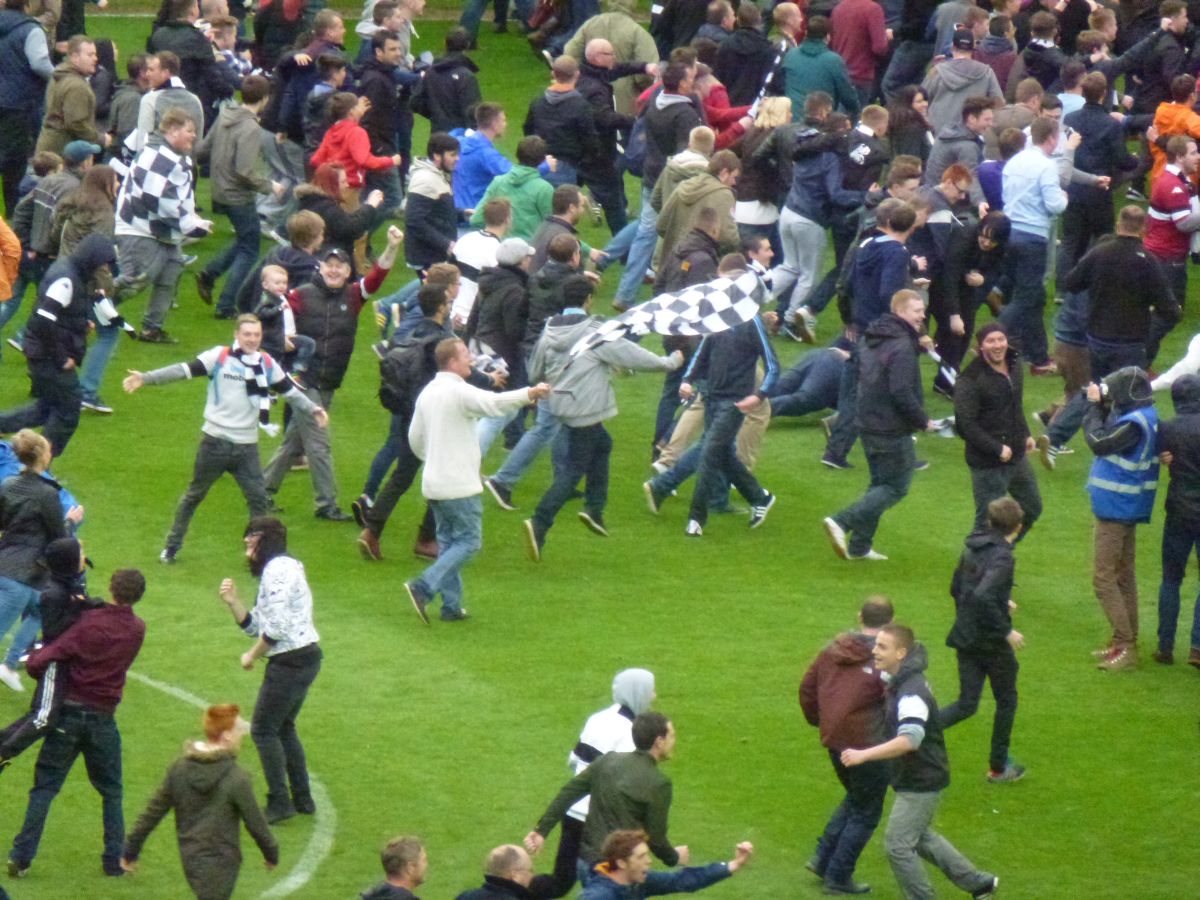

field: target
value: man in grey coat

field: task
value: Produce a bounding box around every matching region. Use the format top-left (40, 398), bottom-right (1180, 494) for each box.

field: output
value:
top-left (924, 96), bottom-right (996, 206)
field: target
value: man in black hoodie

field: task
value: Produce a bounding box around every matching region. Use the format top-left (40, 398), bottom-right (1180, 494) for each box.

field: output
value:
top-left (842, 624), bottom-right (999, 900)
top-left (713, 2), bottom-right (775, 105)
top-left (824, 290), bottom-right (934, 562)
top-left (411, 27), bottom-right (480, 135)
top-left (940, 498), bottom-right (1027, 783)
top-left (524, 56), bottom-right (601, 191)
top-left (0, 234), bottom-right (115, 456)
top-left (1154, 373), bottom-right (1200, 667)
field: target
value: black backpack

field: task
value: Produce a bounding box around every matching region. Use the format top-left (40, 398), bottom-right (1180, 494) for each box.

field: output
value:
top-left (378, 333), bottom-right (441, 415)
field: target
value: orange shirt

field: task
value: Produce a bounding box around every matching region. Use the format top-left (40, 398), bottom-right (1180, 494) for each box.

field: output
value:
top-left (0, 217), bottom-right (20, 303)
top-left (1150, 102), bottom-right (1200, 184)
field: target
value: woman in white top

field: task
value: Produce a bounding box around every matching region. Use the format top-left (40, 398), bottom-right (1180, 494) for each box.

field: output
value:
top-left (219, 516), bottom-right (321, 824)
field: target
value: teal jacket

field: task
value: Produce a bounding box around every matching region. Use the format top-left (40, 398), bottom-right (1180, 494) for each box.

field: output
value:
top-left (781, 39), bottom-right (860, 121)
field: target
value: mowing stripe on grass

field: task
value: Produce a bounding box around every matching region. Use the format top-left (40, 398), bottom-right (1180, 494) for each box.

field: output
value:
top-left (128, 670), bottom-right (336, 897)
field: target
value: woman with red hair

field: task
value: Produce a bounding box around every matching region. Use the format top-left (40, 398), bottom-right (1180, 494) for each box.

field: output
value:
top-left (294, 164), bottom-right (383, 271)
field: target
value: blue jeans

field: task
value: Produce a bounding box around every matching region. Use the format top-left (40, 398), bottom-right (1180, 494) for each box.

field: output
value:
top-left (11, 704), bottom-right (125, 871)
top-left (205, 202), bottom-right (262, 314)
top-left (768, 349), bottom-right (842, 417)
top-left (603, 219), bottom-right (638, 266)
top-left (478, 409), bottom-right (520, 456)
top-left (79, 322), bottom-right (119, 402)
top-left (826, 341), bottom-right (861, 462)
top-left (689, 398), bottom-right (767, 526)
top-left (414, 496), bottom-right (483, 617)
top-left (375, 277), bottom-right (423, 340)
top-left (882, 41), bottom-right (933, 103)
top-left (832, 431), bottom-right (915, 556)
top-left (614, 184), bottom-right (657, 306)
top-left (0, 575), bottom-right (39, 669)
top-left (493, 400), bottom-right (565, 489)
top-left (532, 423), bottom-right (612, 534)
top-left (0, 256), bottom-right (51, 348)
top-left (460, 0), bottom-right (533, 37)
top-left (1158, 514), bottom-right (1200, 653)
top-left (364, 167), bottom-right (403, 226)
top-left (544, 159), bottom-right (579, 189)
top-left (363, 413), bottom-right (406, 499)
top-left (998, 234), bottom-right (1050, 366)
top-left (815, 753), bottom-right (890, 884)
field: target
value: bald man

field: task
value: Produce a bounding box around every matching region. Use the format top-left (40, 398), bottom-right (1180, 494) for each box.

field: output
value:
top-left (455, 844), bottom-right (537, 899)
top-left (576, 39), bottom-right (658, 233)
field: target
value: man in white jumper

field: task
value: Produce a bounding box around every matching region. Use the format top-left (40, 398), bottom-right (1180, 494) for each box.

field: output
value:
top-left (123, 315), bottom-right (327, 563)
top-left (405, 337), bottom-right (549, 624)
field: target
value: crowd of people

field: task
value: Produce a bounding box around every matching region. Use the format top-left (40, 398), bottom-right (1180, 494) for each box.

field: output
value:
top-left (0, 0), bottom-right (1197, 895)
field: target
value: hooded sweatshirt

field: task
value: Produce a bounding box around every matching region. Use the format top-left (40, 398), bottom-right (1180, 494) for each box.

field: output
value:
top-left (23, 233), bottom-right (116, 368)
top-left (37, 537), bottom-right (101, 642)
top-left (780, 38), bottom-right (860, 121)
top-left (947, 528), bottom-right (1016, 654)
top-left (524, 87), bottom-right (600, 170)
top-left (921, 58), bottom-right (1003, 133)
top-left (413, 52), bottom-right (481, 135)
top-left (650, 149), bottom-right (708, 213)
top-left (655, 172), bottom-right (739, 266)
top-left (799, 632), bottom-right (887, 751)
top-left (885, 643), bottom-right (951, 793)
top-left (1159, 375), bottom-right (1200, 527)
top-left (310, 117), bottom-right (396, 189)
top-left (529, 313), bottom-right (682, 427)
top-left (974, 34), bottom-right (1017, 88)
top-left (469, 165), bottom-right (554, 241)
top-left (36, 60), bottom-right (100, 155)
top-left (453, 129), bottom-right (513, 209)
top-left (123, 741), bottom-right (279, 884)
top-left (565, 668), bottom-right (656, 822)
top-left (195, 103), bottom-right (274, 206)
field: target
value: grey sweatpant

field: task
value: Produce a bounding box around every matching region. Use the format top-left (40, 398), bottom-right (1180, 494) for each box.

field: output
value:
top-left (115, 234), bottom-right (184, 331)
top-left (263, 387), bottom-right (337, 511)
top-left (884, 790), bottom-right (993, 900)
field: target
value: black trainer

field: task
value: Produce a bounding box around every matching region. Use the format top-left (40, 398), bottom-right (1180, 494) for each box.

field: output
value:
top-left (484, 477), bottom-right (516, 510)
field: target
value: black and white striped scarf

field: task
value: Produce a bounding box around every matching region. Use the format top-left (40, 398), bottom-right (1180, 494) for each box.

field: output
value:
top-left (231, 348), bottom-right (280, 437)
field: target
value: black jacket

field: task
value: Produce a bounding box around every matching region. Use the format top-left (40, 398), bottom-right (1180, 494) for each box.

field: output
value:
top-left (683, 316), bottom-right (779, 402)
top-left (467, 264), bottom-right (530, 372)
top-left (290, 275), bottom-right (365, 391)
top-left (253, 291), bottom-right (290, 360)
top-left (235, 244), bottom-right (320, 314)
top-left (947, 529), bottom-right (1016, 654)
top-left (643, 93), bottom-right (704, 185)
top-left (714, 27), bottom-right (776, 105)
top-left (455, 874), bottom-right (536, 900)
top-left (411, 52), bottom-right (480, 134)
top-left (23, 233), bottom-right (116, 368)
top-left (358, 59), bottom-right (401, 156)
top-left (843, 129), bottom-right (890, 192)
top-left (524, 259), bottom-right (577, 348)
top-left (855, 313), bottom-right (927, 437)
top-left (1063, 234), bottom-right (1177, 344)
top-left (651, 0), bottom-right (707, 58)
top-left (37, 538), bottom-right (101, 643)
top-left (147, 21), bottom-right (236, 128)
top-left (524, 88), bottom-right (601, 172)
top-left (1064, 102), bottom-right (1137, 199)
top-left (295, 188), bottom-right (375, 269)
top-left (1159, 374), bottom-right (1200, 526)
top-left (885, 644), bottom-right (951, 793)
top-left (577, 60), bottom-right (643, 167)
top-left (1133, 29), bottom-right (1187, 113)
top-left (1020, 41), bottom-right (1070, 91)
top-left (953, 348), bottom-right (1031, 469)
top-left (0, 472), bottom-right (67, 587)
top-left (655, 228), bottom-right (719, 293)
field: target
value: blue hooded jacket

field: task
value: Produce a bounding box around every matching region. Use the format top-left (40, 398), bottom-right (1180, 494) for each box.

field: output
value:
top-left (452, 129), bottom-right (512, 209)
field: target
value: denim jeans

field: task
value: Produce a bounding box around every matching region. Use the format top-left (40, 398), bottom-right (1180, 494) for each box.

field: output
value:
top-left (689, 398), bottom-right (767, 526)
top-left (968, 458), bottom-right (1042, 536)
top-left (939, 648), bottom-right (1019, 773)
top-left (478, 408), bottom-right (520, 456)
top-left (166, 435), bottom-right (271, 552)
top-left (253, 644), bottom-right (321, 815)
top-left (771, 207), bottom-right (826, 321)
top-left (11, 704), bottom-right (125, 871)
top-left (532, 423), bottom-right (612, 535)
top-left (882, 41), bottom-right (934, 103)
top-left (364, 167), bottom-right (403, 225)
top-left (1088, 339), bottom-right (1146, 381)
top-left (363, 417), bottom-right (424, 538)
top-left (1157, 514), bottom-right (1200, 653)
top-left (79, 322), bottom-right (120, 403)
top-left (998, 234), bottom-right (1050, 366)
top-left (884, 791), bottom-right (992, 900)
top-left (0, 575), bottom-right (39, 669)
top-left (374, 276), bottom-right (423, 340)
top-left (205, 201), bottom-right (262, 314)
top-left (460, 0), bottom-right (533, 37)
top-left (814, 753), bottom-right (889, 884)
top-left (1147, 257), bottom-right (1186, 364)
top-left (614, 184), bottom-right (658, 306)
top-left (768, 349), bottom-right (842, 417)
top-left (603, 219), bottom-right (638, 266)
top-left (414, 495), bottom-right (483, 617)
top-left (493, 400), bottom-right (566, 490)
top-left (0, 256), bottom-right (49, 347)
top-left (364, 413), bottom-right (406, 499)
top-left (832, 431), bottom-right (914, 556)
top-left (826, 341), bottom-right (862, 462)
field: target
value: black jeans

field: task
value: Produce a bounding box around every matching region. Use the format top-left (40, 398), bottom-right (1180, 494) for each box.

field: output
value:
top-left (11, 704), bottom-right (124, 871)
top-left (0, 109), bottom-right (35, 217)
top-left (814, 752), bottom-right (890, 884)
top-left (252, 644), bottom-right (322, 815)
top-left (166, 435), bottom-right (272, 552)
top-left (0, 361), bottom-right (82, 457)
top-left (969, 457), bottom-right (1043, 537)
top-left (533, 423), bottom-right (612, 535)
top-left (529, 815), bottom-right (584, 899)
top-left (1147, 258), bottom-right (1187, 364)
top-left (689, 398), bottom-right (767, 526)
top-left (364, 416), bottom-right (436, 541)
top-left (832, 431), bottom-right (914, 556)
top-left (1157, 513), bottom-right (1200, 653)
top-left (939, 648), bottom-right (1019, 773)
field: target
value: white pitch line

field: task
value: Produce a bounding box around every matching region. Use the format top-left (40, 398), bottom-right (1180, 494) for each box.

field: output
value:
top-left (128, 670), bottom-right (335, 897)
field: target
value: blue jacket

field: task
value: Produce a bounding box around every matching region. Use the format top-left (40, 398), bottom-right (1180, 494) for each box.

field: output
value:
top-left (0, 10), bottom-right (47, 114)
top-left (784, 129), bottom-right (866, 227)
top-left (850, 233), bottom-right (911, 331)
top-left (452, 129), bottom-right (512, 209)
top-left (579, 862), bottom-right (731, 899)
top-left (1087, 406), bottom-right (1159, 523)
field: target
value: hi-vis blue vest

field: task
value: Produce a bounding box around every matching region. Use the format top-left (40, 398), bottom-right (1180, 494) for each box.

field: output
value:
top-left (1087, 407), bottom-right (1160, 523)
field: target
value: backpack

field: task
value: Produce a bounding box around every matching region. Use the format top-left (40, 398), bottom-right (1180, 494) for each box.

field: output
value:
top-left (378, 333), bottom-right (441, 415)
top-left (621, 114), bottom-right (649, 178)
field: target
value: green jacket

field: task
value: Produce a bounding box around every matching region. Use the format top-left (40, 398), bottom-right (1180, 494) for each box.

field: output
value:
top-left (655, 172), bottom-right (738, 270)
top-left (781, 39), bottom-right (860, 121)
top-left (36, 61), bottom-right (101, 154)
top-left (195, 103), bottom-right (273, 207)
top-left (562, 0), bottom-right (657, 116)
top-left (470, 165), bottom-right (553, 241)
top-left (535, 749), bottom-right (677, 866)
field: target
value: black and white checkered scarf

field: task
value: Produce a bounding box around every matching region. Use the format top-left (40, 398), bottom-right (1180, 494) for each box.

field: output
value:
top-left (230, 348), bottom-right (280, 437)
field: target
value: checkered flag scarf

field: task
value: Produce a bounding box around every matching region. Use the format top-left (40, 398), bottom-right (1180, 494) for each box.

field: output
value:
top-left (92, 295), bottom-right (137, 340)
top-left (571, 271), bottom-right (768, 356)
top-left (230, 348), bottom-right (280, 437)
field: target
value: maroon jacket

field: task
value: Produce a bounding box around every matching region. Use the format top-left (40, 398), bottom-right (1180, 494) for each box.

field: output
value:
top-left (799, 632), bottom-right (886, 751)
top-left (28, 604), bottom-right (145, 714)
top-left (830, 0), bottom-right (891, 85)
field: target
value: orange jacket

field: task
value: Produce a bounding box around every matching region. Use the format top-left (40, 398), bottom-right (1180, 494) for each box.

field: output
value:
top-left (0, 217), bottom-right (20, 303)
top-left (1150, 102), bottom-right (1200, 184)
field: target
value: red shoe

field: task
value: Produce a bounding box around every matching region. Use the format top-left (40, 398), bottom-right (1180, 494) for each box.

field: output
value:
top-left (1030, 362), bottom-right (1059, 376)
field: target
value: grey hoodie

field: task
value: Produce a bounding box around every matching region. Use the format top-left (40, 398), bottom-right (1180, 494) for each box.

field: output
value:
top-left (529, 313), bottom-right (681, 427)
top-left (921, 58), bottom-right (1003, 133)
top-left (612, 668), bottom-right (656, 715)
top-left (195, 103), bottom-right (272, 206)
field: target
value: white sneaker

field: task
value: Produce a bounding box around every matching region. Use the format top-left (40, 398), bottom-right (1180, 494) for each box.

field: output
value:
top-left (823, 517), bottom-right (849, 559)
top-left (685, 519), bottom-right (703, 537)
top-left (848, 549), bottom-right (889, 561)
top-left (0, 664), bottom-right (24, 692)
